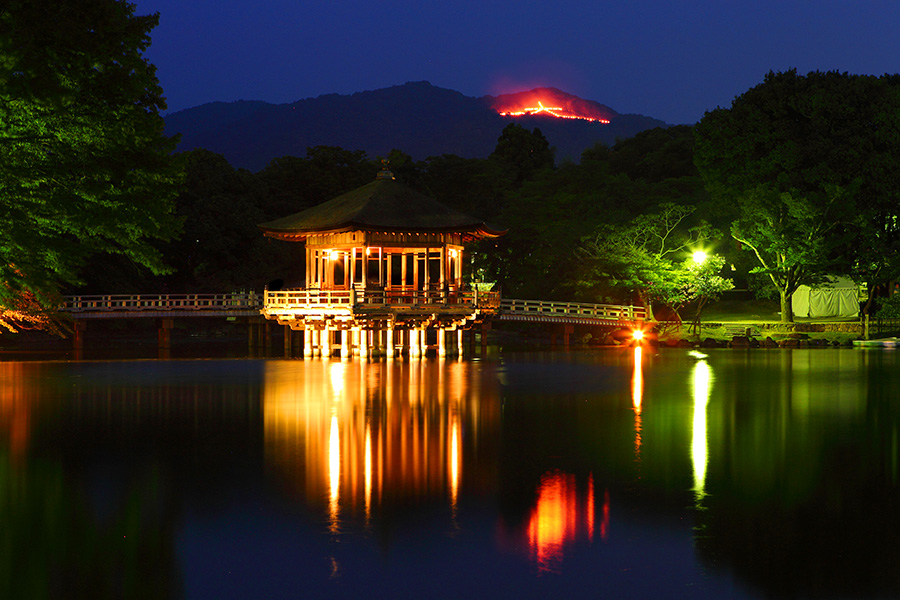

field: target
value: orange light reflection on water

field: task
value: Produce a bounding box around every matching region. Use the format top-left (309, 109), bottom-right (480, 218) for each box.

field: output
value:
top-left (0, 363), bottom-right (31, 461)
top-left (262, 360), bottom-right (495, 532)
top-left (632, 345), bottom-right (643, 463)
top-left (328, 413), bottom-right (340, 532)
top-left (526, 470), bottom-right (598, 574)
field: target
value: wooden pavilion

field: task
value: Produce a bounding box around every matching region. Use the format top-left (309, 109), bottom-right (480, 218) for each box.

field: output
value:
top-left (258, 164), bottom-right (506, 358)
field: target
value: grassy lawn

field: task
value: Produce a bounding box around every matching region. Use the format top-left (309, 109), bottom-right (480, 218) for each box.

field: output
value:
top-left (658, 298), bottom-right (864, 344)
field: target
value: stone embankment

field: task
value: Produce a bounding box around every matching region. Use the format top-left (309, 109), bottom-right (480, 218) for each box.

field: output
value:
top-left (662, 333), bottom-right (852, 349)
top-left (658, 320), bottom-right (866, 349)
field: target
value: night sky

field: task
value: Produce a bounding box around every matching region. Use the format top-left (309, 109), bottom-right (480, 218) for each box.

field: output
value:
top-left (133, 0), bottom-right (900, 125)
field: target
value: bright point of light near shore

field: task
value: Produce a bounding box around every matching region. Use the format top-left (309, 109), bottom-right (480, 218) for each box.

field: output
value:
top-left (692, 251), bottom-right (707, 264)
top-left (632, 329), bottom-right (644, 341)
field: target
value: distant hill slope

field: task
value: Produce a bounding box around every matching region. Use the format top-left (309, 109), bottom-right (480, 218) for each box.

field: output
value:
top-left (164, 81), bottom-right (667, 172)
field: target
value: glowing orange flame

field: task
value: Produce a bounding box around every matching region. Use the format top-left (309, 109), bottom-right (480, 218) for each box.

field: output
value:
top-left (492, 88), bottom-right (612, 124)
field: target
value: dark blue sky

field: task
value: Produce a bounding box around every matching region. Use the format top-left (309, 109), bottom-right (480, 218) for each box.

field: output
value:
top-left (134, 0), bottom-right (900, 124)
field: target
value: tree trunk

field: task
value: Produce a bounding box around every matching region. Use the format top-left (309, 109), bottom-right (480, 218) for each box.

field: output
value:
top-left (862, 282), bottom-right (876, 316)
top-left (780, 291), bottom-right (793, 323)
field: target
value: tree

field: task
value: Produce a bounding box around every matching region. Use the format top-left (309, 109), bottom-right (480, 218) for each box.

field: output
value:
top-left (694, 70), bottom-right (900, 321)
top-left (577, 204), bottom-right (724, 318)
top-left (0, 0), bottom-right (182, 330)
top-left (489, 123), bottom-right (554, 188)
top-left (682, 253), bottom-right (733, 333)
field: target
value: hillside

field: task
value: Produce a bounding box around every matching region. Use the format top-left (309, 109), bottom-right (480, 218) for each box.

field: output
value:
top-left (164, 81), bottom-right (667, 171)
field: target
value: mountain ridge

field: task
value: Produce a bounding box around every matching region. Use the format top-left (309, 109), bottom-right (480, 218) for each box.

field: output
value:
top-left (164, 81), bottom-right (668, 171)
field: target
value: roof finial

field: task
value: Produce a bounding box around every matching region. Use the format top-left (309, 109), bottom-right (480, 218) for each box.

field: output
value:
top-left (376, 159), bottom-right (395, 180)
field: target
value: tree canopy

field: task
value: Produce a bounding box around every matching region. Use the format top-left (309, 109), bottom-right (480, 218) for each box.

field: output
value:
top-left (577, 203), bottom-right (728, 318)
top-left (694, 69), bottom-right (900, 321)
top-left (0, 0), bottom-right (182, 329)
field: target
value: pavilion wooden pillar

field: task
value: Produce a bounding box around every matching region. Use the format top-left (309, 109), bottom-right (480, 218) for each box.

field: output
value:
top-left (284, 324), bottom-right (292, 357)
top-left (386, 325), bottom-right (395, 358)
top-left (304, 326), bottom-right (314, 357)
top-left (438, 328), bottom-right (447, 357)
top-left (409, 329), bottom-right (420, 358)
top-left (359, 328), bottom-right (369, 358)
top-left (456, 329), bottom-right (463, 357)
top-left (322, 326), bottom-right (331, 358)
top-left (341, 328), bottom-right (351, 359)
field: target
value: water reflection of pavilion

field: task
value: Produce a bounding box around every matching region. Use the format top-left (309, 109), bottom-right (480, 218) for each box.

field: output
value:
top-left (262, 358), bottom-right (610, 573)
top-left (262, 360), bottom-right (501, 527)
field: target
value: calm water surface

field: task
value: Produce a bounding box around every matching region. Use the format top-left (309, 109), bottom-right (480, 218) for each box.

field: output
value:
top-left (2, 348), bottom-right (899, 599)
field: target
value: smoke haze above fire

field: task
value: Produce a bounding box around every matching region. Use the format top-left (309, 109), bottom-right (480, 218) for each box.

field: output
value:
top-left (134, 0), bottom-right (900, 125)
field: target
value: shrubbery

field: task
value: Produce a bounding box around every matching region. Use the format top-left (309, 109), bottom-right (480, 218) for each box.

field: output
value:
top-left (875, 294), bottom-right (900, 318)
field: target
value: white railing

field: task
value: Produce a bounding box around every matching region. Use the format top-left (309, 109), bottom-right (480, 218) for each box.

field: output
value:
top-left (499, 298), bottom-right (646, 321)
top-left (61, 291), bottom-right (645, 323)
top-left (263, 288), bottom-right (482, 310)
top-left (62, 293), bottom-right (261, 312)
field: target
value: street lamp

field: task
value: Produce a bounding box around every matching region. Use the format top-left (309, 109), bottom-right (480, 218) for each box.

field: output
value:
top-left (692, 250), bottom-right (707, 264)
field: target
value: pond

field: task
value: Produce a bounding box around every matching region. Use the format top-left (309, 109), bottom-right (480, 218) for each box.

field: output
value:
top-left (1, 347), bottom-right (898, 599)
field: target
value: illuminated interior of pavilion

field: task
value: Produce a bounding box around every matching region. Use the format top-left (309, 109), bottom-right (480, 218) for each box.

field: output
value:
top-left (258, 163), bottom-right (506, 358)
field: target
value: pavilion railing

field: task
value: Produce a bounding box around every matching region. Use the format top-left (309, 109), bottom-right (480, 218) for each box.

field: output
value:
top-left (262, 288), bottom-right (492, 310)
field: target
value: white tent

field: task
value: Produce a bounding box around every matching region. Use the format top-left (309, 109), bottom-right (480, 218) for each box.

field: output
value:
top-left (792, 276), bottom-right (859, 318)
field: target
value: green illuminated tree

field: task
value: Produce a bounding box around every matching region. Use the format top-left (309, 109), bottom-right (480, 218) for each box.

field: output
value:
top-left (0, 0), bottom-right (182, 329)
top-left (578, 203), bottom-right (726, 319)
top-left (695, 70), bottom-right (900, 321)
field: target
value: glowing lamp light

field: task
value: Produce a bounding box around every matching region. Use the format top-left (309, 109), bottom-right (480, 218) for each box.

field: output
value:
top-left (330, 250), bottom-right (339, 261)
top-left (632, 329), bottom-right (644, 342)
top-left (692, 251), bottom-right (708, 264)
top-left (449, 249), bottom-right (458, 258)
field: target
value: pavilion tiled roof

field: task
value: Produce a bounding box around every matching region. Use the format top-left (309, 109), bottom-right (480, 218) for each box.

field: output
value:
top-left (258, 169), bottom-right (506, 241)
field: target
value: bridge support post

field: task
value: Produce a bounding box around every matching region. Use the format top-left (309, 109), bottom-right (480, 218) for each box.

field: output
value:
top-left (438, 328), bottom-right (446, 357)
top-left (480, 321), bottom-right (490, 354)
top-left (563, 325), bottom-right (574, 348)
top-left (73, 320), bottom-right (87, 351)
top-left (457, 329), bottom-right (463, 357)
top-left (158, 318), bottom-right (174, 351)
top-left (386, 326), bottom-right (395, 359)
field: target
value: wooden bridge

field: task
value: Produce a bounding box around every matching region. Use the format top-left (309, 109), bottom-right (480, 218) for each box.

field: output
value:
top-left (62, 292), bottom-right (645, 323)
top-left (60, 292), bottom-right (647, 353)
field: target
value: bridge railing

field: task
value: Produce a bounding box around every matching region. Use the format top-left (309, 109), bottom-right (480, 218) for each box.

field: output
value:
top-left (62, 293), bottom-right (261, 312)
top-left (61, 291), bottom-right (645, 323)
top-left (499, 298), bottom-right (646, 321)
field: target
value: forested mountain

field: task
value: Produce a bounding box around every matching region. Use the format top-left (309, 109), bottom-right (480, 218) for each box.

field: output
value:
top-left (164, 81), bottom-right (666, 171)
